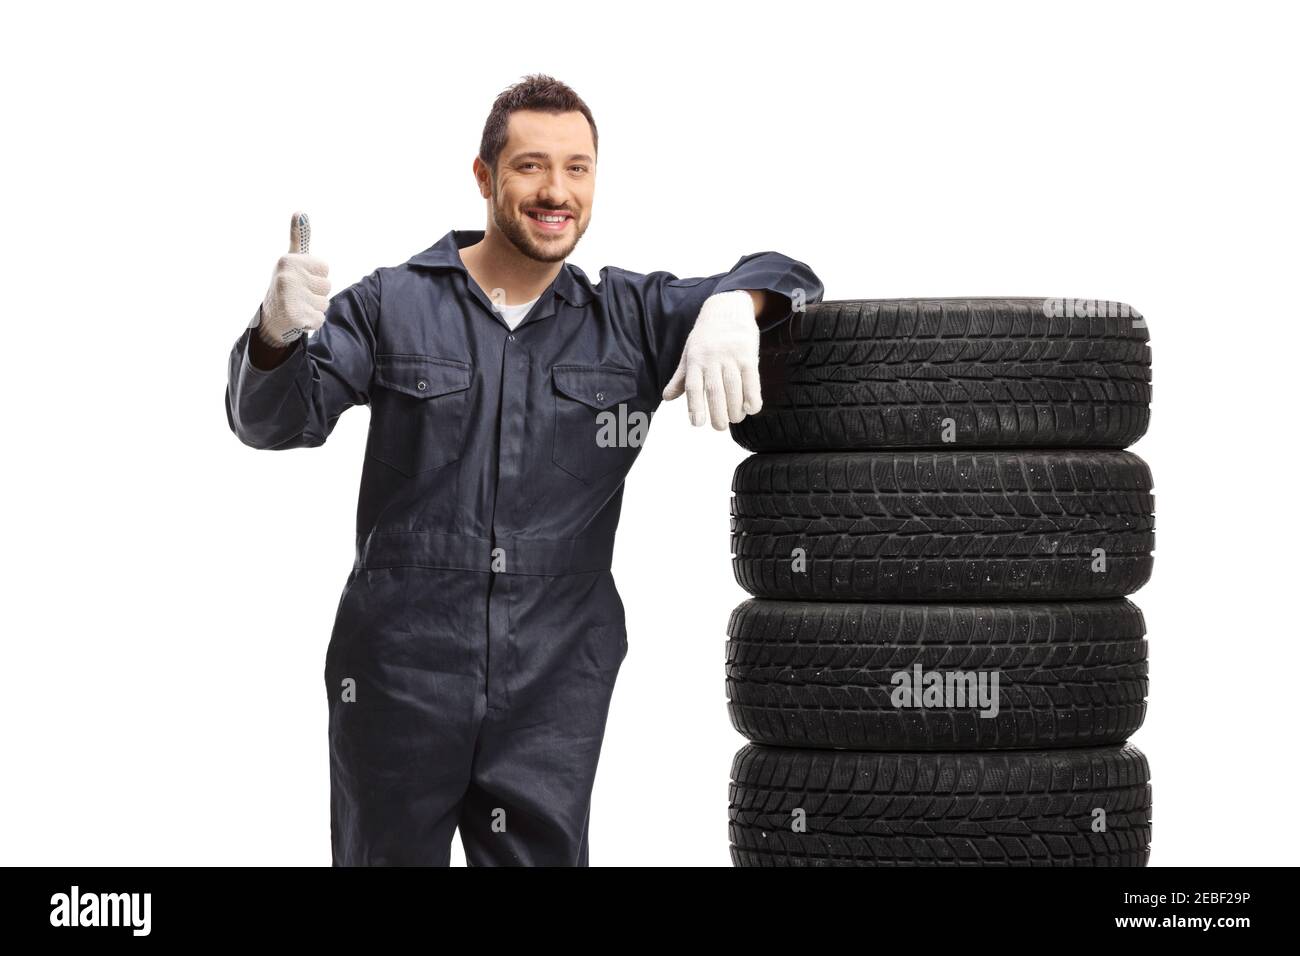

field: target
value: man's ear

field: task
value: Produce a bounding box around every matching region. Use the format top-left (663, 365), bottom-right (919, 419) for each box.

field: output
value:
top-left (472, 157), bottom-right (492, 199)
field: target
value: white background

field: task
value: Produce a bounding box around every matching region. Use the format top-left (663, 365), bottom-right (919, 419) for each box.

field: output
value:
top-left (4, 1), bottom-right (1297, 867)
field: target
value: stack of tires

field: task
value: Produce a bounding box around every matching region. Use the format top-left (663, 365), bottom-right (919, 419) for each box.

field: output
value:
top-left (725, 298), bottom-right (1154, 866)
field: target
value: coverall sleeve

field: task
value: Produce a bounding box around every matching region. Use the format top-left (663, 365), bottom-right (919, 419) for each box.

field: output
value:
top-left (225, 268), bottom-right (380, 449)
top-left (615, 251), bottom-right (824, 395)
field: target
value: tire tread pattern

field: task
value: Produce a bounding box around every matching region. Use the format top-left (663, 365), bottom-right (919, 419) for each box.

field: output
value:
top-left (729, 743), bottom-right (1152, 866)
top-left (726, 599), bottom-right (1148, 749)
top-left (730, 297), bottom-right (1151, 451)
top-left (731, 450), bottom-right (1155, 600)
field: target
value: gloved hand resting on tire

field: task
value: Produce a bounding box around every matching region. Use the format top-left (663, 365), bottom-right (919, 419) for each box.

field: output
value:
top-left (662, 289), bottom-right (766, 430)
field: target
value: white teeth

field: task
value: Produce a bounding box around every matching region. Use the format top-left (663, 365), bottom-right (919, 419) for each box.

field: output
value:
top-left (532, 213), bottom-right (567, 223)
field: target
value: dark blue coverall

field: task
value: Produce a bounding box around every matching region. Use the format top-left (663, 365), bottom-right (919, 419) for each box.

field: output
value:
top-left (225, 229), bottom-right (823, 865)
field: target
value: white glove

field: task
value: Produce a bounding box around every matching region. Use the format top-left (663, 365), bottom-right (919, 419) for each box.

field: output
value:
top-left (662, 289), bottom-right (762, 429)
top-left (255, 211), bottom-right (331, 348)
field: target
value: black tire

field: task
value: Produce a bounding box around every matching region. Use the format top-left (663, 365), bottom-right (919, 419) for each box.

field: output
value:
top-left (731, 450), bottom-right (1154, 601)
top-left (729, 743), bottom-right (1151, 866)
top-left (726, 599), bottom-right (1147, 750)
top-left (730, 298), bottom-right (1151, 452)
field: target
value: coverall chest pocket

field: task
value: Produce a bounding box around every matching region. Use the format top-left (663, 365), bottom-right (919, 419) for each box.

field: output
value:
top-left (551, 365), bottom-right (641, 485)
top-left (368, 354), bottom-right (473, 476)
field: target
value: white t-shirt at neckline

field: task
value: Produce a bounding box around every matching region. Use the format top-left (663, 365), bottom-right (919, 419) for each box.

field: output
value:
top-left (494, 295), bottom-right (540, 331)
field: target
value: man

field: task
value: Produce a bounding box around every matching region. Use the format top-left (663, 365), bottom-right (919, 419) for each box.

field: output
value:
top-left (225, 73), bottom-right (823, 866)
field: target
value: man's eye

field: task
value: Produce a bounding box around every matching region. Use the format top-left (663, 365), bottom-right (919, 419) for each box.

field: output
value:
top-left (569, 166), bottom-right (588, 173)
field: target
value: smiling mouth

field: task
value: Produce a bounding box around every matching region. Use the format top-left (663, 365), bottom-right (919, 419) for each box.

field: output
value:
top-left (525, 208), bottom-right (574, 232)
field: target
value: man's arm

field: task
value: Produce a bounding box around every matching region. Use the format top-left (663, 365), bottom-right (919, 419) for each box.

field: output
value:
top-left (247, 305), bottom-right (297, 370)
top-left (225, 270), bottom-right (380, 450)
top-left (607, 250), bottom-right (823, 427)
top-left (612, 251), bottom-right (822, 394)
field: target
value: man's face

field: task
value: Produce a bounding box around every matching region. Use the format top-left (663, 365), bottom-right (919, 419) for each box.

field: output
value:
top-left (482, 109), bottom-right (595, 263)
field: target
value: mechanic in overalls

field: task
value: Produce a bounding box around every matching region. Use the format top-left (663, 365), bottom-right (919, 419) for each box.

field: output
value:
top-left (225, 73), bottom-right (823, 865)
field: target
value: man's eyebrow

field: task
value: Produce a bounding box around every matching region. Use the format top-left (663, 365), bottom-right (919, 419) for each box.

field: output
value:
top-left (511, 151), bottom-right (595, 164)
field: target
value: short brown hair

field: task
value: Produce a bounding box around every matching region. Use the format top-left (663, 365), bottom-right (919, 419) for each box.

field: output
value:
top-left (478, 73), bottom-right (598, 176)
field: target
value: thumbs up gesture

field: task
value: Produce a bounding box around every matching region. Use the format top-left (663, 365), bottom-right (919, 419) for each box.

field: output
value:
top-left (256, 212), bottom-right (331, 348)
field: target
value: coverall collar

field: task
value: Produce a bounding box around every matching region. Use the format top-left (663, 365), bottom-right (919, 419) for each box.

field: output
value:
top-left (406, 229), bottom-right (594, 311)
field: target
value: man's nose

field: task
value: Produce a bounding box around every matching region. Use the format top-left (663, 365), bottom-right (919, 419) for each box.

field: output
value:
top-left (536, 168), bottom-right (572, 205)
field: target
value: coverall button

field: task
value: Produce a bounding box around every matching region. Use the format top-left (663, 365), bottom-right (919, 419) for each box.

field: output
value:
top-left (417, 380), bottom-right (428, 391)
top-left (596, 391), bottom-right (605, 402)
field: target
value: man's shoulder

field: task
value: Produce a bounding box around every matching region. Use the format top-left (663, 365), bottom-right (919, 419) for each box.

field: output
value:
top-left (581, 262), bottom-right (690, 293)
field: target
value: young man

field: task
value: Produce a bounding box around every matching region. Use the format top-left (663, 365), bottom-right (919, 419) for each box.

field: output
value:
top-left (225, 74), bottom-right (823, 866)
